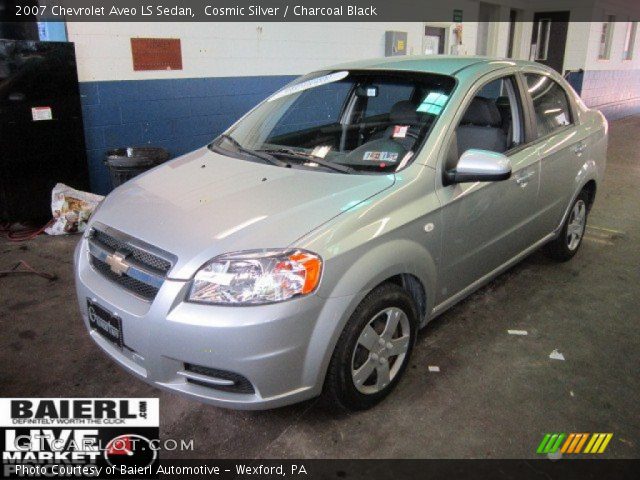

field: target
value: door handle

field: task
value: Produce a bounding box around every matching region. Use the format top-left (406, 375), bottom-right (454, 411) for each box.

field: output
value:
top-left (515, 171), bottom-right (534, 187)
top-left (572, 142), bottom-right (587, 156)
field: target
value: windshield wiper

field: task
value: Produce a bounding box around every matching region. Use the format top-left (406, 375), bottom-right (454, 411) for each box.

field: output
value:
top-left (258, 148), bottom-right (355, 174)
top-left (211, 134), bottom-right (290, 168)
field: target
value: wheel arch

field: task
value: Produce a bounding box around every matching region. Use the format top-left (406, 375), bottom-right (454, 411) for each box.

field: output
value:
top-left (317, 237), bottom-right (437, 320)
top-left (582, 179), bottom-right (597, 212)
top-left (555, 168), bottom-right (599, 236)
top-left (303, 239), bottom-right (437, 392)
top-left (383, 273), bottom-right (428, 324)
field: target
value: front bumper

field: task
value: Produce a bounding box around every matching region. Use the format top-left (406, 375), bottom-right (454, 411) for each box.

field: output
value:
top-left (74, 239), bottom-right (354, 409)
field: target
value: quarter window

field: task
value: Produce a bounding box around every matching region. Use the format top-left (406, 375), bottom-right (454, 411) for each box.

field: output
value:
top-left (524, 74), bottom-right (572, 138)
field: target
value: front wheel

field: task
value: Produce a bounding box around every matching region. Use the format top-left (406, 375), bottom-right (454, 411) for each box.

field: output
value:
top-left (323, 283), bottom-right (418, 411)
top-left (544, 190), bottom-right (589, 262)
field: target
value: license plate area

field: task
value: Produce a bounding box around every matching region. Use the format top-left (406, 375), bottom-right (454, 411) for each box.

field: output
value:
top-left (87, 299), bottom-right (123, 349)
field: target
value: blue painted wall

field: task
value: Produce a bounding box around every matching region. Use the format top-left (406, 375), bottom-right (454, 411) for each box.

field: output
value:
top-left (79, 75), bottom-right (296, 194)
top-left (79, 70), bottom-right (640, 194)
top-left (564, 70), bottom-right (584, 96)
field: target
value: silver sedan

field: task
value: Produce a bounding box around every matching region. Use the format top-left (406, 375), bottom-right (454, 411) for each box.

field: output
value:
top-left (75, 56), bottom-right (607, 410)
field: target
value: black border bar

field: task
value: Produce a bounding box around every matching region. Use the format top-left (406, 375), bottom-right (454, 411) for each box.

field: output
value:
top-left (1, 0), bottom-right (640, 22)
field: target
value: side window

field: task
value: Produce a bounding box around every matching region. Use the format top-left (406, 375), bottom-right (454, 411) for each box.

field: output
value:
top-left (524, 74), bottom-right (572, 138)
top-left (446, 75), bottom-right (523, 170)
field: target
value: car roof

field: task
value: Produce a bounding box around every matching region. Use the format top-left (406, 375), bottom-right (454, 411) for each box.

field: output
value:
top-left (328, 55), bottom-right (547, 77)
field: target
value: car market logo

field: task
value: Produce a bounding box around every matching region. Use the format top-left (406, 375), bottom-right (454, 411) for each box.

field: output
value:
top-left (537, 432), bottom-right (613, 455)
top-left (1, 398), bottom-right (159, 479)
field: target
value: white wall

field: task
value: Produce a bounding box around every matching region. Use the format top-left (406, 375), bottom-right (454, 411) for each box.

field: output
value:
top-left (421, 21), bottom-right (479, 55)
top-left (67, 22), bottom-right (425, 81)
top-left (563, 22), bottom-right (592, 71)
top-left (514, 0), bottom-right (640, 72)
top-left (583, 19), bottom-right (640, 70)
top-left (66, 0), bottom-right (488, 82)
top-left (66, 4), bottom-right (640, 83)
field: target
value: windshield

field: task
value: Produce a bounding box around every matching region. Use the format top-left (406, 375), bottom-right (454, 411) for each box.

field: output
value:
top-left (212, 70), bottom-right (456, 174)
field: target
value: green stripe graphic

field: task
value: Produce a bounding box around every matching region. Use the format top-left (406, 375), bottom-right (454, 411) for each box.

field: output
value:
top-left (549, 433), bottom-right (566, 453)
top-left (537, 433), bottom-right (566, 454)
top-left (537, 434), bottom-right (552, 454)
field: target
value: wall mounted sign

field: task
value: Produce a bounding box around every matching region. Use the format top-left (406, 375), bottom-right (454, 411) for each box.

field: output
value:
top-left (385, 31), bottom-right (407, 56)
top-left (131, 38), bottom-right (182, 71)
top-left (31, 106), bottom-right (53, 121)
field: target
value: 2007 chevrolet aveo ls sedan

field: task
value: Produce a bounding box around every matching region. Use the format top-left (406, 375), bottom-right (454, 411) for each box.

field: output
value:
top-left (75, 57), bottom-right (607, 410)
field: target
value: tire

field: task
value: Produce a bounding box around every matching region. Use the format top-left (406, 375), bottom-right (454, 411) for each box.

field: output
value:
top-left (323, 283), bottom-right (419, 411)
top-left (544, 190), bottom-right (589, 262)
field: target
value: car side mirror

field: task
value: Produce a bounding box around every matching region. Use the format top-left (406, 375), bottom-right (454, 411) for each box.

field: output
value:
top-left (444, 149), bottom-right (511, 184)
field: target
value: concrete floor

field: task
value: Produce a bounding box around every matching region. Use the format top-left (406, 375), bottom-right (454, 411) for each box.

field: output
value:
top-left (1, 116), bottom-right (639, 459)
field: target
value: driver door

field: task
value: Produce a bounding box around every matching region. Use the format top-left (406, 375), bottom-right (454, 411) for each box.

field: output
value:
top-left (435, 74), bottom-right (541, 305)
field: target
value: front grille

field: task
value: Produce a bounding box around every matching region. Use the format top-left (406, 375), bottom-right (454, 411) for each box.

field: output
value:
top-left (87, 225), bottom-right (175, 301)
top-left (184, 363), bottom-right (255, 394)
top-left (92, 229), bottom-right (172, 274)
top-left (90, 256), bottom-right (159, 300)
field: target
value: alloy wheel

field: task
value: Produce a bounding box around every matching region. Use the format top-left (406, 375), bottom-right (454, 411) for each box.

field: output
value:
top-left (566, 199), bottom-right (587, 251)
top-left (351, 307), bottom-right (411, 395)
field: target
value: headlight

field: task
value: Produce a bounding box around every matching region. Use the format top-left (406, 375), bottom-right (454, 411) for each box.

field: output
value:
top-left (188, 249), bottom-right (322, 305)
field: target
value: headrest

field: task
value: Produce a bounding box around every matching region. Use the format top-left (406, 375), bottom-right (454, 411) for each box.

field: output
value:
top-left (390, 101), bottom-right (419, 125)
top-left (461, 96), bottom-right (502, 127)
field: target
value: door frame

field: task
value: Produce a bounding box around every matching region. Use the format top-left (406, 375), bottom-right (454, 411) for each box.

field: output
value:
top-left (422, 23), bottom-right (450, 55)
top-left (435, 68), bottom-right (537, 179)
top-left (424, 26), bottom-right (447, 54)
top-left (530, 11), bottom-right (571, 73)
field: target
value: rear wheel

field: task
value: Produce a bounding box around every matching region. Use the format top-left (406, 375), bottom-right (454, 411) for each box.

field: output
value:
top-left (544, 190), bottom-right (589, 262)
top-left (323, 283), bottom-right (418, 411)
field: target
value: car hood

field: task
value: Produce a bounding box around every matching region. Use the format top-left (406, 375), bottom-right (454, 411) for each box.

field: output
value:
top-left (92, 147), bottom-right (395, 279)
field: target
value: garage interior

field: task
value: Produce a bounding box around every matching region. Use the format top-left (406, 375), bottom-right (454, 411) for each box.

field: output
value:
top-left (2, 0), bottom-right (640, 461)
top-left (1, 116), bottom-right (638, 457)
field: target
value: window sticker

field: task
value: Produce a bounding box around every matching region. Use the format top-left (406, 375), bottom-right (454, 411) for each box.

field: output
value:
top-left (268, 71), bottom-right (349, 102)
top-left (393, 125), bottom-right (409, 138)
top-left (416, 92), bottom-right (448, 115)
top-left (363, 151), bottom-right (399, 163)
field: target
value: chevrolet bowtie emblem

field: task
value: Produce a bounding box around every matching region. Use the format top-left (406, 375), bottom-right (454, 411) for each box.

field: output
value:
top-left (105, 251), bottom-right (130, 276)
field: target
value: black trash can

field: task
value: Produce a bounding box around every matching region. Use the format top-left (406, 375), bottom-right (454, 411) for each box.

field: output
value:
top-left (105, 147), bottom-right (171, 189)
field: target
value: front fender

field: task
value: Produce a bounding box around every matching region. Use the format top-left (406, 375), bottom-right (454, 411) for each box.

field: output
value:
top-left (293, 168), bottom-right (442, 388)
top-left (319, 238), bottom-right (437, 311)
top-left (301, 238), bottom-right (439, 392)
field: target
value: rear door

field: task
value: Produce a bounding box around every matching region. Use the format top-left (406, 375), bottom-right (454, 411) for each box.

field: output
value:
top-left (521, 72), bottom-right (587, 234)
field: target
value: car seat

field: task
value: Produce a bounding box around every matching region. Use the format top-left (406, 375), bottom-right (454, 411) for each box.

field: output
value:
top-left (456, 97), bottom-right (507, 155)
top-left (369, 100), bottom-right (423, 150)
